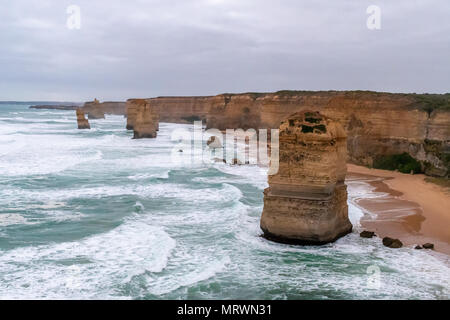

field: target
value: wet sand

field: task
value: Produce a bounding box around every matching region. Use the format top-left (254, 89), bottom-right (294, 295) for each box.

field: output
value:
top-left (347, 164), bottom-right (450, 255)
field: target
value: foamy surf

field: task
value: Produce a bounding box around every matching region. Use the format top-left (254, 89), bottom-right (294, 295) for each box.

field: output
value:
top-left (0, 104), bottom-right (448, 300)
top-left (0, 218), bottom-right (176, 299)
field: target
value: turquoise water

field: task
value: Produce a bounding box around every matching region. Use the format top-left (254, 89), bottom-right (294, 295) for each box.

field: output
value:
top-left (0, 104), bottom-right (448, 299)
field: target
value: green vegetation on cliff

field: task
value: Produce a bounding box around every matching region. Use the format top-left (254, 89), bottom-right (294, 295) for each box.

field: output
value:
top-left (219, 91), bottom-right (450, 113)
top-left (373, 153), bottom-right (422, 174)
top-left (411, 93), bottom-right (450, 113)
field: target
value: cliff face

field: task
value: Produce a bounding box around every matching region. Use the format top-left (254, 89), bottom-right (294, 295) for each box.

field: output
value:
top-left (260, 111), bottom-right (352, 244)
top-left (149, 96), bottom-right (226, 123)
top-left (149, 91), bottom-right (449, 177)
top-left (83, 99), bottom-right (126, 119)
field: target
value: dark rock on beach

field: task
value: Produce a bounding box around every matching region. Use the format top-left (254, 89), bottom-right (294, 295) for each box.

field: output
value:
top-left (360, 231), bottom-right (376, 238)
top-left (382, 237), bottom-right (403, 248)
top-left (422, 243), bottom-right (435, 250)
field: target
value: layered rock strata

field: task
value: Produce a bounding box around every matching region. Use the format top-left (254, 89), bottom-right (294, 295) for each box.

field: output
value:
top-left (148, 96), bottom-right (226, 123)
top-left (76, 108), bottom-right (90, 129)
top-left (126, 99), bottom-right (139, 130)
top-left (147, 91), bottom-right (449, 177)
top-left (260, 111), bottom-right (352, 244)
top-left (83, 99), bottom-right (105, 119)
top-left (131, 99), bottom-right (159, 139)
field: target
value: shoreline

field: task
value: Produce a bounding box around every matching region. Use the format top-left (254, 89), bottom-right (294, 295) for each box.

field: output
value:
top-left (347, 164), bottom-right (450, 256)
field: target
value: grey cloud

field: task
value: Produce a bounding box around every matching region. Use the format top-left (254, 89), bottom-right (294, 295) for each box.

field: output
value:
top-left (0, 0), bottom-right (449, 101)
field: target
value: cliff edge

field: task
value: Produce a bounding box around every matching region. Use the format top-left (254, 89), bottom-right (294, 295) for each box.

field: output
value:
top-left (149, 91), bottom-right (449, 177)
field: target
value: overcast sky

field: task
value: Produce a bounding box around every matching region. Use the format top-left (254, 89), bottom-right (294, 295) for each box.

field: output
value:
top-left (0, 0), bottom-right (449, 101)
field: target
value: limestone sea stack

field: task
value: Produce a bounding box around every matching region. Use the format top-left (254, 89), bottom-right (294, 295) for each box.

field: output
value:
top-left (260, 111), bottom-right (352, 245)
top-left (132, 99), bottom-right (159, 139)
top-left (76, 108), bottom-right (90, 129)
top-left (126, 99), bottom-right (140, 130)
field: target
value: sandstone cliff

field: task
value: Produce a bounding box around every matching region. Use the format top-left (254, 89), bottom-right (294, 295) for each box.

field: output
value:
top-left (149, 91), bottom-right (449, 177)
top-left (148, 96), bottom-right (226, 123)
top-left (261, 111), bottom-right (352, 244)
top-left (83, 99), bottom-right (126, 119)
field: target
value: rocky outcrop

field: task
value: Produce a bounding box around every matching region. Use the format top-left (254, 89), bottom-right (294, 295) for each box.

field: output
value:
top-left (83, 99), bottom-right (126, 119)
top-left (126, 99), bottom-right (139, 130)
top-left (260, 111), bottom-right (352, 245)
top-left (83, 99), bottom-right (105, 119)
top-left (422, 243), bottom-right (434, 249)
top-left (360, 231), bottom-right (376, 238)
top-left (131, 99), bottom-right (159, 139)
top-left (382, 237), bottom-right (403, 248)
top-left (147, 91), bottom-right (449, 177)
top-left (76, 108), bottom-right (90, 129)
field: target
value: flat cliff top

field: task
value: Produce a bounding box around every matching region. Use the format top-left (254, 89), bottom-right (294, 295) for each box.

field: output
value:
top-left (151, 91), bottom-right (450, 112)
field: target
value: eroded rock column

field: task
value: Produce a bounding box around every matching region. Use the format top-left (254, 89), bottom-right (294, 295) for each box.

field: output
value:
top-left (132, 99), bottom-right (159, 139)
top-left (260, 111), bottom-right (352, 244)
top-left (76, 108), bottom-right (90, 129)
top-left (126, 99), bottom-right (139, 130)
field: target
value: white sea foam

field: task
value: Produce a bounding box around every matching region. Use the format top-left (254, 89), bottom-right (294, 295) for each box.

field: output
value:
top-left (1, 113), bottom-right (449, 300)
top-left (192, 174), bottom-right (268, 190)
top-left (145, 255), bottom-right (231, 296)
top-left (0, 218), bottom-right (176, 299)
top-left (0, 182), bottom-right (243, 207)
top-left (0, 132), bottom-right (104, 176)
top-left (0, 213), bottom-right (30, 227)
top-left (128, 171), bottom-right (170, 181)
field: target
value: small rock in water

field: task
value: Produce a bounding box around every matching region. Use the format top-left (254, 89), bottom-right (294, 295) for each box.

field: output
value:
top-left (232, 158), bottom-right (243, 165)
top-left (360, 231), bottom-right (375, 238)
top-left (422, 243), bottom-right (434, 250)
top-left (134, 202), bottom-right (145, 213)
top-left (414, 245), bottom-right (423, 250)
top-left (382, 237), bottom-right (403, 248)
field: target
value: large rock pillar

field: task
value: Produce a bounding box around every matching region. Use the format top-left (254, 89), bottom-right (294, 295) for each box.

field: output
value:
top-left (260, 111), bottom-right (352, 244)
top-left (126, 99), bottom-right (139, 130)
top-left (132, 99), bottom-right (159, 139)
top-left (76, 108), bottom-right (90, 129)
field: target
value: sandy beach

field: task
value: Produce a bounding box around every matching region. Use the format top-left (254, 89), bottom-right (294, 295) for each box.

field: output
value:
top-left (347, 164), bottom-right (450, 255)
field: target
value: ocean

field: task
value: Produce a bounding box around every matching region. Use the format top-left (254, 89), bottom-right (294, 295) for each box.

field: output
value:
top-left (0, 103), bottom-right (448, 299)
